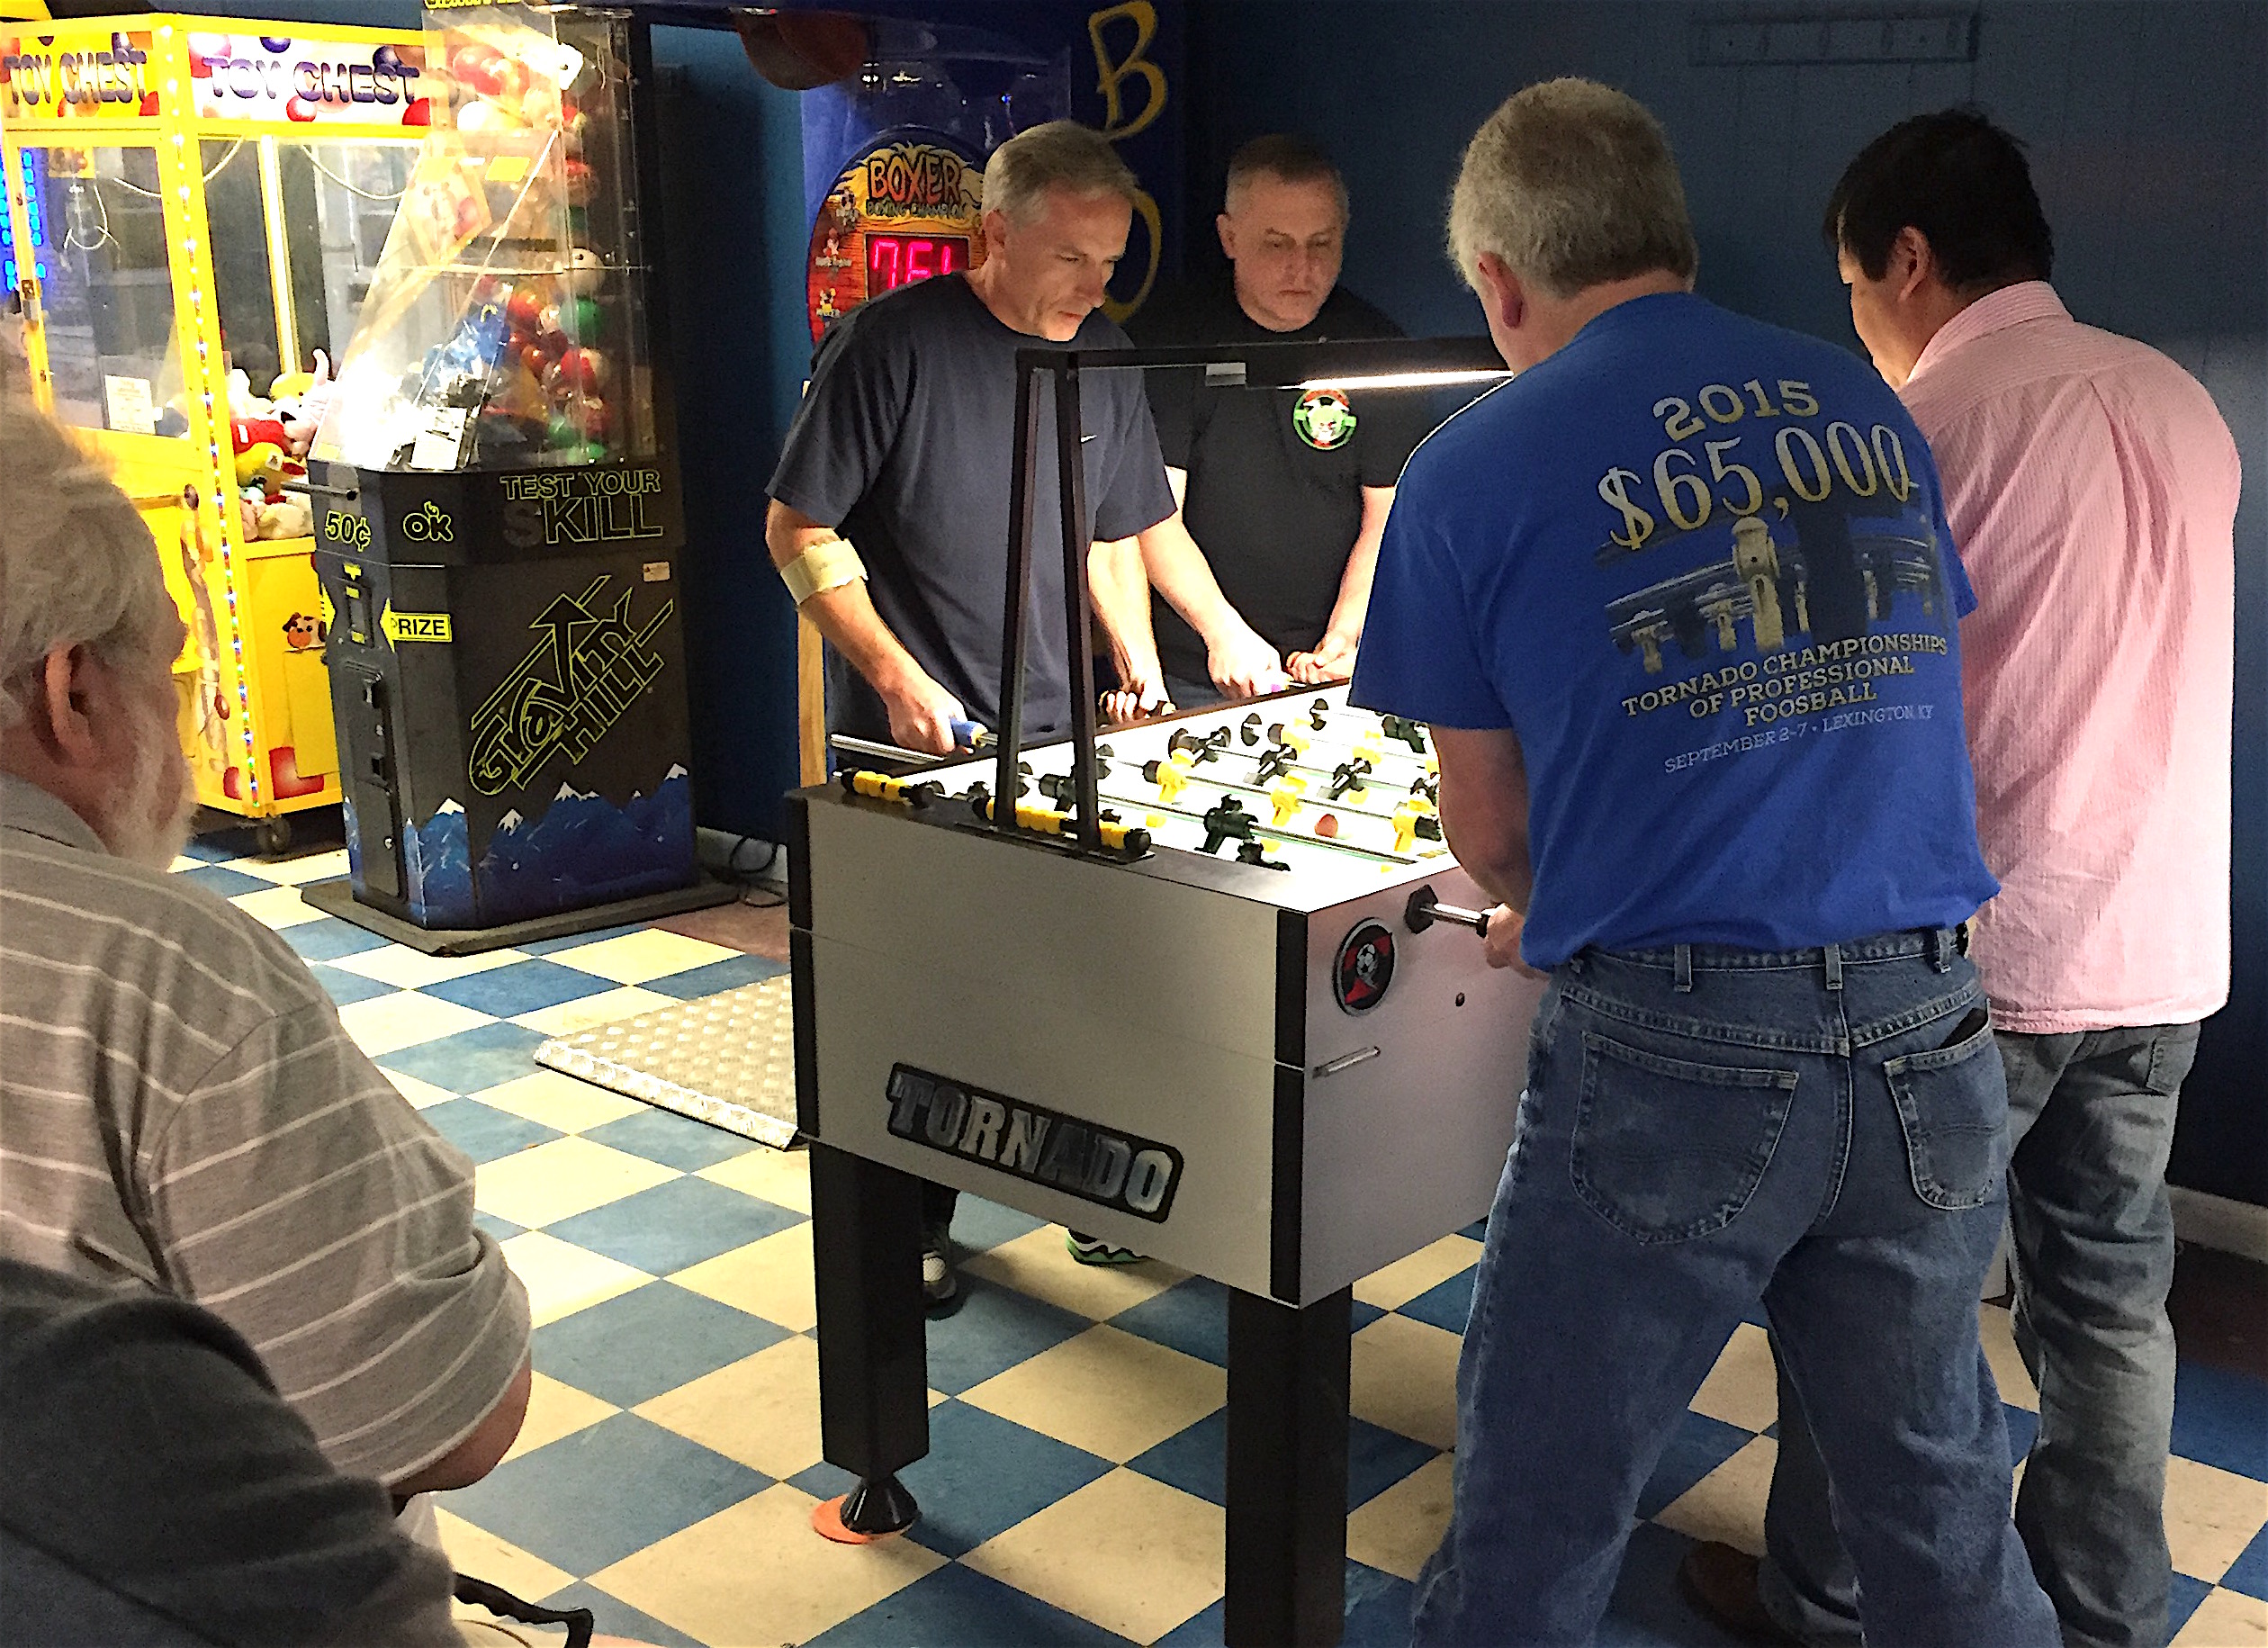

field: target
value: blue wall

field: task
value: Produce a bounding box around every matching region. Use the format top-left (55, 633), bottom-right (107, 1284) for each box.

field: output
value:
top-left (1188, 0), bottom-right (2268, 1206)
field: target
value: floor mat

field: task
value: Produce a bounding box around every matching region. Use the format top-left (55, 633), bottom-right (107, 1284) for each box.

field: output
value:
top-left (536, 975), bottom-right (798, 1148)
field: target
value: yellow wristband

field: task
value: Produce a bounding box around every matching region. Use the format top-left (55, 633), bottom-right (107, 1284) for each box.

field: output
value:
top-left (781, 536), bottom-right (866, 605)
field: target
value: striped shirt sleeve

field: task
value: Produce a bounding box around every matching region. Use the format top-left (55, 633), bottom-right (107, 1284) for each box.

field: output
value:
top-left (140, 1003), bottom-right (530, 1485)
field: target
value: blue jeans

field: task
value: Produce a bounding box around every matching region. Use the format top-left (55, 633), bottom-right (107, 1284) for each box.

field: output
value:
top-left (1410, 933), bottom-right (2056, 1648)
top-left (1760, 1022), bottom-right (2200, 1648)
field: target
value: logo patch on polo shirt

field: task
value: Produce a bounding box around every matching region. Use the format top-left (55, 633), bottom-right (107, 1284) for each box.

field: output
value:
top-left (884, 1065), bottom-right (1183, 1222)
top-left (1293, 388), bottom-right (1357, 450)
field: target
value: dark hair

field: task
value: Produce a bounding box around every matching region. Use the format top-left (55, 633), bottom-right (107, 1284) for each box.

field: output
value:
top-left (1823, 107), bottom-right (2053, 288)
top-left (1225, 133), bottom-right (1347, 215)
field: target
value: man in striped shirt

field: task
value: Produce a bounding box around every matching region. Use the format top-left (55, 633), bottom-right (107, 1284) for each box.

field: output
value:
top-left (0, 391), bottom-right (530, 1518)
top-left (1683, 111), bottom-right (2241, 1648)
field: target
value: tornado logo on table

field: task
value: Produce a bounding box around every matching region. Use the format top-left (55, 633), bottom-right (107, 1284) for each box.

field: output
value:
top-left (885, 1065), bottom-right (1184, 1222)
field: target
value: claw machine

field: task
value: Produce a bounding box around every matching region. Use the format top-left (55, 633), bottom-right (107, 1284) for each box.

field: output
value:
top-left (1, 16), bottom-right (429, 851)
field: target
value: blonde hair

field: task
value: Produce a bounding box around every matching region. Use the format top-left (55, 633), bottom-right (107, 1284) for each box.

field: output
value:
top-left (1447, 78), bottom-right (1697, 299)
top-left (0, 390), bottom-right (175, 732)
top-left (982, 121), bottom-right (1139, 227)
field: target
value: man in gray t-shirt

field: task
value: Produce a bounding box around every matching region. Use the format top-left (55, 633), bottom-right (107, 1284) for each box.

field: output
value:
top-left (0, 389), bottom-right (529, 1517)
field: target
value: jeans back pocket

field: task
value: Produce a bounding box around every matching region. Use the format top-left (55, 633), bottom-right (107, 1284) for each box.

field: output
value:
top-left (1884, 1014), bottom-right (2008, 1211)
top-left (1570, 1031), bottom-right (1799, 1245)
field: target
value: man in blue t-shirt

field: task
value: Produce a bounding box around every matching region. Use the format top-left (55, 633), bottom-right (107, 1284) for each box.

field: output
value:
top-left (1350, 79), bottom-right (2056, 1647)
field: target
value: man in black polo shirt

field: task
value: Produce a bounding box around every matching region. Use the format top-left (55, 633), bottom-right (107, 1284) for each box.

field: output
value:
top-left (767, 122), bottom-right (1282, 1307)
top-left (1131, 134), bottom-right (1428, 707)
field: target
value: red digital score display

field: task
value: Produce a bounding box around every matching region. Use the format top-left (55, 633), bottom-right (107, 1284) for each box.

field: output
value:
top-left (867, 234), bottom-right (968, 293)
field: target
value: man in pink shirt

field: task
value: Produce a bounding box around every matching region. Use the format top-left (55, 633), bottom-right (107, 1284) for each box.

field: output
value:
top-left (1682, 111), bottom-right (2240, 1648)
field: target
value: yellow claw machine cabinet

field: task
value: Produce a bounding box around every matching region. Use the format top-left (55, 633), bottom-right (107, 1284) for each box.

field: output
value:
top-left (2, 16), bottom-right (429, 850)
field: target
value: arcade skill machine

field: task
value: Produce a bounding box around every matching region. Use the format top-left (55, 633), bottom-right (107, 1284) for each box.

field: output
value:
top-left (1, 14), bottom-right (428, 851)
top-left (303, 0), bottom-right (727, 950)
top-left (790, 337), bottom-right (1537, 1646)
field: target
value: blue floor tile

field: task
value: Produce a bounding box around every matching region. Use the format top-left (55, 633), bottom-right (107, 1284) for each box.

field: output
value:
top-left (1400, 1267), bottom-right (1478, 1334)
top-left (1341, 1560), bottom-right (1421, 1647)
top-left (1598, 1521), bottom-right (1752, 1648)
top-left (2002, 1402), bottom-right (2039, 1466)
top-left (2167, 1572), bottom-right (2215, 1637)
top-left (1460, 1218), bottom-right (1489, 1241)
top-left (544, 1175), bottom-right (800, 1275)
top-left (896, 1401), bottom-right (1112, 1558)
top-left (531, 1282), bottom-right (788, 1408)
top-left (1637, 1410), bottom-right (1755, 1520)
top-left (1129, 1408), bottom-right (1225, 1505)
top-left (516, 923), bottom-right (645, 957)
top-left (178, 833), bottom-right (249, 863)
top-left (181, 863), bottom-right (275, 899)
top-left (306, 961), bottom-right (403, 1008)
top-left (581, 1106), bottom-right (760, 1172)
top-left (1350, 1297), bottom-right (1388, 1332)
top-left (419, 1098), bottom-right (563, 1166)
top-left (1129, 1409), bottom-right (1439, 1514)
top-left (440, 1413), bottom-right (767, 1575)
top-left (1154, 1560), bottom-right (1413, 1647)
top-left (809, 1561), bottom-right (1133, 1647)
top-left (950, 1196), bottom-right (1048, 1254)
top-left (923, 1278), bottom-right (1088, 1394)
top-left (379, 1022), bottom-right (550, 1094)
top-left (472, 1211), bottom-right (524, 1243)
top-left (1112, 1274), bottom-right (1228, 1367)
top-left (282, 918), bottom-right (393, 963)
top-left (639, 953), bottom-right (789, 1000)
top-left (786, 1461), bottom-right (859, 1502)
top-left (1349, 1418), bottom-right (1443, 1510)
top-left (2171, 1360), bottom-right (2268, 1481)
top-left (2221, 1522), bottom-right (2268, 1601)
top-left (418, 958), bottom-right (620, 1017)
top-left (538, 1582), bottom-right (708, 1648)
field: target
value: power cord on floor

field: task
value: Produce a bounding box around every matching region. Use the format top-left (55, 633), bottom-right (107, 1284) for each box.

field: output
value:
top-left (720, 834), bottom-right (785, 907)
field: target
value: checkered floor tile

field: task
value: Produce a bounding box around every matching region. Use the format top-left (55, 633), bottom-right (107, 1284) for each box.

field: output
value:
top-left (184, 835), bottom-right (2268, 1648)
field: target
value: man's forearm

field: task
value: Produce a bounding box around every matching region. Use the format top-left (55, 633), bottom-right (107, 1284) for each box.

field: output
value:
top-left (1138, 514), bottom-right (1248, 646)
top-left (766, 500), bottom-right (926, 699)
top-left (1088, 536), bottom-right (1161, 686)
top-left (1323, 489), bottom-right (1392, 644)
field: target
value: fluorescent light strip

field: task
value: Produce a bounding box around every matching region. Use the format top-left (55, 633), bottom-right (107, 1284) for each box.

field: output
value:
top-left (1297, 369), bottom-right (1514, 392)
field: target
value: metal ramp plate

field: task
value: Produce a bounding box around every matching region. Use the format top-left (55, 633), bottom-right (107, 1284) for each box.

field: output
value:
top-left (536, 974), bottom-right (799, 1148)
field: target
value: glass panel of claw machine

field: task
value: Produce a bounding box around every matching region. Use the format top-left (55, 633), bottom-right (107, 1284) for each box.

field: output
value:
top-left (33, 144), bottom-right (186, 439)
top-left (313, 0), bottom-right (652, 474)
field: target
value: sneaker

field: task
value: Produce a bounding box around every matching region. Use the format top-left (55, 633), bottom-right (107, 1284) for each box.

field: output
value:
top-left (1066, 1229), bottom-right (1142, 1265)
top-left (921, 1233), bottom-right (959, 1315)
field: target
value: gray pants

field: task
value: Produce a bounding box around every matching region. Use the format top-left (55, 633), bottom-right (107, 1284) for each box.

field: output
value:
top-left (1760, 1022), bottom-right (2202, 1648)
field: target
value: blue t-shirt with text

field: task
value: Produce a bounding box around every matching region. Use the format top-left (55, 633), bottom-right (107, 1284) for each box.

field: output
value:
top-left (1351, 293), bottom-right (1997, 967)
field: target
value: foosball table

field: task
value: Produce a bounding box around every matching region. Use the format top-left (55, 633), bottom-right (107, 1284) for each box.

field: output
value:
top-left (788, 687), bottom-right (1544, 1645)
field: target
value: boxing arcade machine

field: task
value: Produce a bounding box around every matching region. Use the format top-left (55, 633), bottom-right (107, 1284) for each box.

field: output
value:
top-left (302, 0), bottom-right (728, 951)
top-left (0, 14), bottom-right (428, 851)
top-left (791, 336), bottom-right (1531, 1647)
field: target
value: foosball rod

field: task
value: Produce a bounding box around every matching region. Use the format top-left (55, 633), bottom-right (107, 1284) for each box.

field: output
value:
top-left (1093, 786), bottom-right (1421, 867)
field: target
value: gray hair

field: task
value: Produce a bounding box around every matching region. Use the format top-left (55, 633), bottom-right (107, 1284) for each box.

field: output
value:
top-left (1447, 78), bottom-right (1697, 299)
top-left (0, 389), bottom-right (176, 732)
top-left (982, 121), bottom-right (1139, 227)
top-left (1224, 132), bottom-right (1348, 221)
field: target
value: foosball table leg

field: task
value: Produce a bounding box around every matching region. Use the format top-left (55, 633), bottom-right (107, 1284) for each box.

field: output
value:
top-left (808, 1143), bottom-right (928, 1542)
top-left (1225, 1284), bottom-right (1354, 1646)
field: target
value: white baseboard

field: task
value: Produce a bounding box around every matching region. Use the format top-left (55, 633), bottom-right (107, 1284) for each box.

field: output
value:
top-left (2172, 1186), bottom-right (2268, 1265)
